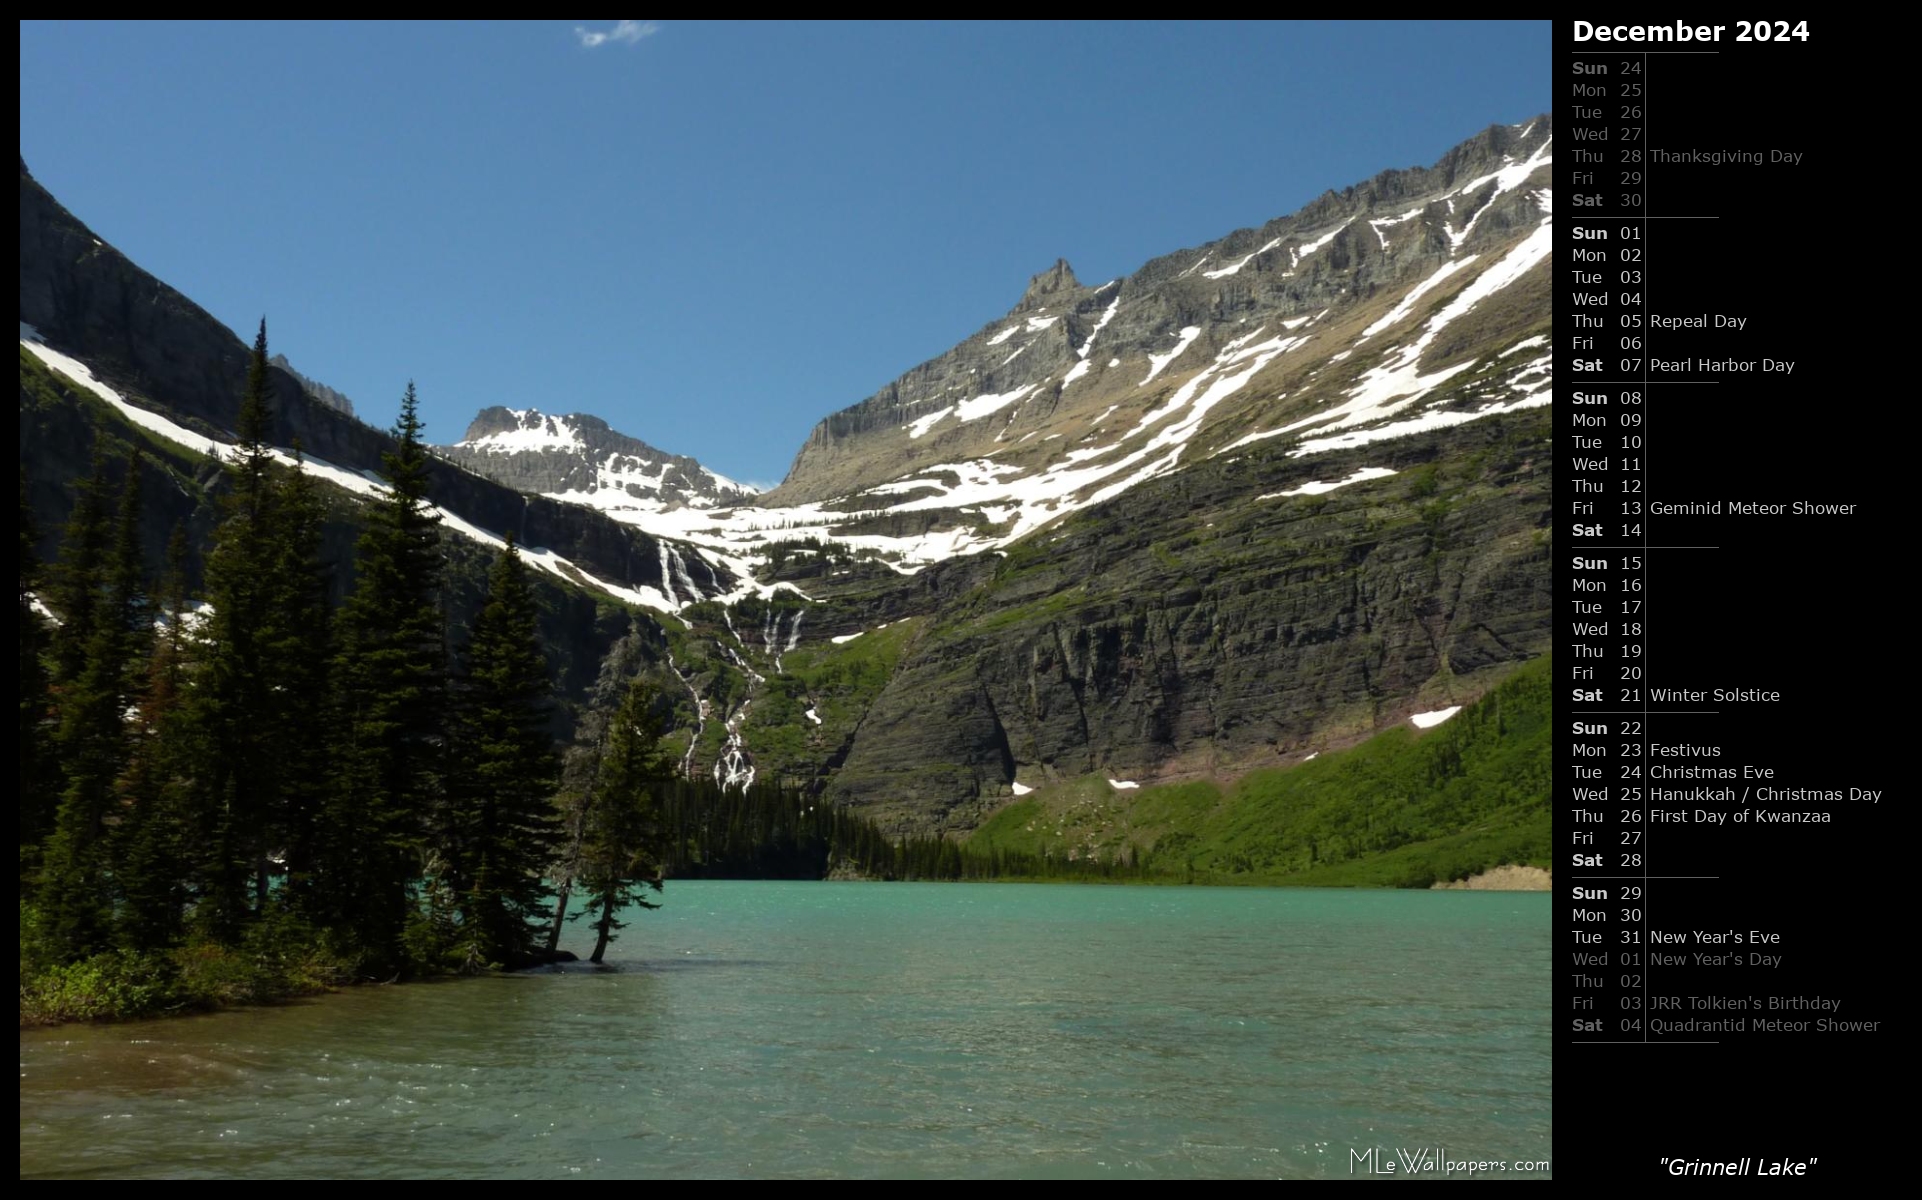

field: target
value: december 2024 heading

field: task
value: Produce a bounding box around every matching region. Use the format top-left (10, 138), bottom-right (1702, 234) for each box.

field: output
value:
top-left (1570, 21), bottom-right (1809, 42)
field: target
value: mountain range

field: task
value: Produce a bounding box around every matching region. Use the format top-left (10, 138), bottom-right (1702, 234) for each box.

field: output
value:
top-left (19, 117), bottom-right (1551, 850)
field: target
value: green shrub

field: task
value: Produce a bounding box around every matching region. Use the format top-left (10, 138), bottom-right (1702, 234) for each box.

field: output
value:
top-left (20, 901), bottom-right (352, 1027)
top-left (19, 948), bottom-right (178, 1025)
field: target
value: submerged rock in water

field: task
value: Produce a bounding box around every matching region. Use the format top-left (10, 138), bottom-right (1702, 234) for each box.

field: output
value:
top-left (503, 947), bottom-right (580, 970)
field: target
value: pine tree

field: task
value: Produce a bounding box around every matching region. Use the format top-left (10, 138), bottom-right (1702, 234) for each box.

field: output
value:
top-left (113, 527), bottom-right (196, 950)
top-left (264, 443), bottom-right (333, 912)
top-left (19, 475), bottom-right (56, 886)
top-left (576, 678), bottom-right (669, 964)
top-left (45, 456), bottom-right (113, 690)
top-left (42, 452), bottom-right (149, 953)
top-left (545, 623), bottom-right (648, 952)
top-left (326, 382), bottom-right (447, 970)
top-left (193, 320), bottom-right (291, 937)
top-left (444, 535), bottom-right (560, 968)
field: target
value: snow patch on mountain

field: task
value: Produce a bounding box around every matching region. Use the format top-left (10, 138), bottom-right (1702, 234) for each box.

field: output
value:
top-left (1291, 392), bottom-right (1550, 457)
top-left (1064, 292), bottom-right (1123, 388)
top-left (1076, 294), bottom-right (1121, 360)
top-left (1360, 256), bottom-right (1480, 342)
top-left (1445, 137), bottom-right (1553, 251)
top-left (955, 383), bottom-right (1040, 424)
top-left (1286, 220), bottom-right (1350, 271)
top-left (1257, 466), bottom-right (1398, 499)
top-left (1141, 326), bottom-right (1202, 386)
top-left (703, 467), bottom-right (755, 495)
top-left (1202, 236), bottom-right (1283, 279)
top-left (1367, 205), bottom-right (1427, 252)
top-left (906, 406), bottom-right (955, 439)
top-left (1236, 208), bottom-right (1553, 455)
top-left (456, 410), bottom-right (586, 453)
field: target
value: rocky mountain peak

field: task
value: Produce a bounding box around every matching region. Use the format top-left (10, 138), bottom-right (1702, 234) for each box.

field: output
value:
top-left (1017, 258), bottom-right (1079, 311)
top-left (459, 405), bottom-right (597, 445)
top-left (436, 406), bottom-right (756, 514)
top-left (771, 116), bottom-right (1552, 508)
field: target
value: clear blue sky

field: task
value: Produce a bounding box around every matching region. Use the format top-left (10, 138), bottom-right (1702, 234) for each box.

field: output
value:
top-left (20, 20), bottom-right (1548, 487)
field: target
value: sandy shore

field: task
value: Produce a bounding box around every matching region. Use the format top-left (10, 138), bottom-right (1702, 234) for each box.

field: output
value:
top-left (1431, 864), bottom-right (1551, 891)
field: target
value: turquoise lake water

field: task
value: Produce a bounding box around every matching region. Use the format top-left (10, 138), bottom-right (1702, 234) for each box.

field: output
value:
top-left (19, 881), bottom-right (1551, 1178)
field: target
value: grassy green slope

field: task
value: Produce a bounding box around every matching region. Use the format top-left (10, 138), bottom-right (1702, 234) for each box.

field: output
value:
top-left (21, 346), bottom-right (214, 483)
top-left (759, 617), bottom-right (922, 757)
top-left (968, 655), bottom-right (1551, 886)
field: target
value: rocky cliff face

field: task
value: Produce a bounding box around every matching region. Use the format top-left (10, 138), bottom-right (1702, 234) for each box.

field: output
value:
top-left (269, 353), bottom-right (356, 418)
top-left (820, 408), bottom-right (1549, 831)
top-left (435, 407), bottom-right (756, 515)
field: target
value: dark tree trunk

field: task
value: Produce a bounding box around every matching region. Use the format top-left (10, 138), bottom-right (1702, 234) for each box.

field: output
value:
top-left (588, 890), bottom-right (616, 964)
top-left (546, 877), bottom-right (571, 952)
top-left (547, 798), bottom-right (589, 953)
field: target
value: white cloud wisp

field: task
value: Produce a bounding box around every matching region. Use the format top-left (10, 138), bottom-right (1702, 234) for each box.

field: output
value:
top-left (575, 20), bottom-right (658, 48)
